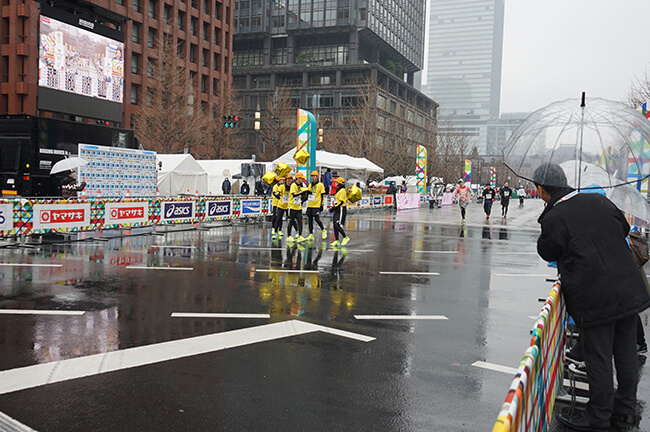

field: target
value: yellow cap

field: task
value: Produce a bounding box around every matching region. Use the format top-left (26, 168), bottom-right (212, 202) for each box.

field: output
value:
top-left (311, 171), bottom-right (319, 176)
top-left (336, 177), bottom-right (345, 184)
top-left (295, 172), bottom-right (306, 179)
top-left (285, 174), bottom-right (293, 179)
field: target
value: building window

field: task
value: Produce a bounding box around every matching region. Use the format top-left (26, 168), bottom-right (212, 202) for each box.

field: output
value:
top-left (203, 22), bottom-right (210, 41)
top-left (252, 76), bottom-right (270, 88)
top-left (214, 27), bottom-right (220, 45)
top-left (178, 11), bottom-right (185, 30)
top-left (116, 0), bottom-right (123, 6)
top-left (203, 0), bottom-right (210, 14)
top-left (177, 39), bottom-right (184, 58)
top-left (201, 75), bottom-right (207, 93)
top-left (191, 0), bottom-right (198, 8)
top-left (148, 0), bottom-right (156, 18)
top-left (131, 53), bottom-right (139, 74)
top-left (147, 59), bottom-right (154, 77)
top-left (202, 49), bottom-right (208, 67)
top-left (215, 0), bottom-right (221, 19)
top-left (212, 78), bottom-right (220, 95)
top-left (163, 5), bottom-right (171, 23)
top-left (342, 94), bottom-right (361, 107)
top-left (191, 17), bottom-right (197, 35)
top-left (148, 28), bottom-right (155, 48)
top-left (189, 44), bottom-right (196, 63)
top-left (133, 0), bottom-right (140, 12)
top-left (310, 73), bottom-right (335, 86)
top-left (146, 88), bottom-right (154, 106)
top-left (280, 75), bottom-right (301, 87)
top-left (131, 85), bottom-right (139, 105)
top-left (307, 94), bottom-right (334, 108)
top-left (132, 22), bottom-right (140, 43)
top-left (233, 77), bottom-right (246, 89)
top-left (213, 53), bottom-right (220, 71)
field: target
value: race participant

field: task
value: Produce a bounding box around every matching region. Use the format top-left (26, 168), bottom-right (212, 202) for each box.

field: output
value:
top-left (287, 172), bottom-right (307, 242)
top-left (307, 171), bottom-right (327, 240)
top-left (330, 177), bottom-right (350, 247)
top-left (499, 181), bottom-right (512, 218)
top-left (271, 176), bottom-right (285, 239)
top-left (454, 179), bottom-right (472, 222)
top-left (482, 183), bottom-right (495, 219)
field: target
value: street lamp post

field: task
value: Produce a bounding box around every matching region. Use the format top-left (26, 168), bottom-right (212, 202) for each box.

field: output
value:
top-left (254, 87), bottom-right (280, 160)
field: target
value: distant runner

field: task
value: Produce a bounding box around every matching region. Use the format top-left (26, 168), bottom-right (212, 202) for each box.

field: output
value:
top-left (499, 181), bottom-right (512, 218)
top-left (454, 179), bottom-right (472, 222)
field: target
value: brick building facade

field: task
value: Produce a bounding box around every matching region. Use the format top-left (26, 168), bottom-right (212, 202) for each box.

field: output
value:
top-left (0, 0), bottom-right (234, 128)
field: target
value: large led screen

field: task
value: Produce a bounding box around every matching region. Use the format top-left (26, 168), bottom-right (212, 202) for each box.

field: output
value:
top-left (38, 15), bottom-right (124, 119)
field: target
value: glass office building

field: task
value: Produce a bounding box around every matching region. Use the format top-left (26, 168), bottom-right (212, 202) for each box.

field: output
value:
top-left (422, 0), bottom-right (504, 154)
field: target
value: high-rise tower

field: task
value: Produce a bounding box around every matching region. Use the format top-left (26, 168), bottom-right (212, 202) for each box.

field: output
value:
top-left (422, 0), bottom-right (504, 154)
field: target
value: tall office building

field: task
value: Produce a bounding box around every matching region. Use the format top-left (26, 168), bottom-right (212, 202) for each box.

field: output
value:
top-left (0, 0), bottom-right (234, 128)
top-left (232, 0), bottom-right (437, 165)
top-left (422, 0), bottom-right (504, 154)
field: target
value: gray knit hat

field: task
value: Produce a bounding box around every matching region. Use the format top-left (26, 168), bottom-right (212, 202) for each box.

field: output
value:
top-left (532, 163), bottom-right (569, 188)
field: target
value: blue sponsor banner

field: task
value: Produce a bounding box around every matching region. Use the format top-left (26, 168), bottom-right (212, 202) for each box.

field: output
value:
top-left (361, 197), bottom-right (370, 207)
top-left (373, 197), bottom-right (382, 206)
top-left (206, 200), bottom-right (232, 219)
top-left (241, 199), bottom-right (262, 216)
top-left (162, 201), bottom-right (195, 221)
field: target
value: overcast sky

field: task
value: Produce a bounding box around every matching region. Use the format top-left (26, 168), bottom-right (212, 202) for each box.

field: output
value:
top-left (500, 0), bottom-right (650, 114)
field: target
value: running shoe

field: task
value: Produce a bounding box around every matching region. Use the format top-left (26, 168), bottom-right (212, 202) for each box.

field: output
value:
top-left (278, 231), bottom-right (284, 238)
top-left (306, 233), bottom-right (314, 240)
top-left (322, 230), bottom-right (327, 239)
top-left (568, 362), bottom-right (587, 377)
top-left (330, 240), bottom-right (340, 247)
top-left (286, 236), bottom-right (295, 243)
top-left (565, 345), bottom-right (584, 365)
top-left (297, 236), bottom-right (307, 242)
top-left (271, 233), bottom-right (277, 239)
top-left (341, 236), bottom-right (350, 246)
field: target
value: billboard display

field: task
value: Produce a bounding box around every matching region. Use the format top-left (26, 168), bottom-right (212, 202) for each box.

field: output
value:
top-left (38, 12), bottom-right (124, 121)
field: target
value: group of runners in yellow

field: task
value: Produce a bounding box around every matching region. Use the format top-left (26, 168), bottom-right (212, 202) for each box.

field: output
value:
top-left (271, 171), bottom-right (350, 247)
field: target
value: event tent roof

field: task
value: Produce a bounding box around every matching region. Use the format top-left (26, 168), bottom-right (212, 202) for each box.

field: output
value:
top-left (156, 154), bottom-right (208, 196)
top-left (271, 149), bottom-right (383, 176)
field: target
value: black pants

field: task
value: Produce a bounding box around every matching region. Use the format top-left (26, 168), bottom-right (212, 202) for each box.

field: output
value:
top-left (483, 200), bottom-right (493, 216)
top-left (580, 314), bottom-right (638, 426)
top-left (333, 206), bottom-right (347, 240)
top-left (501, 200), bottom-right (509, 216)
top-left (288, 209), bottom-right (303, 236)
top-left (273, 207), bottom-right (285, 232)
top-left (306, 207), bottom-right (324, 233)
top-left (519, 197), bottom-right (524, 206)
top-left (460, 205), bottom-right (466, 219)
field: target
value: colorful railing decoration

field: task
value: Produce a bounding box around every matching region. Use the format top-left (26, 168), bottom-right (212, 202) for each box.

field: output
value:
top-left (464, 159), bottom-right (472, 184)
top-left (492, 282), bottom-right (566, 432)
top-left (416, 145), bottom-right (427, 194)
top-left (0, 194), bottom-right (394, 236)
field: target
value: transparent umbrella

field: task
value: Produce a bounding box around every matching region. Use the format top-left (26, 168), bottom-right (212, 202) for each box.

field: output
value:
top-left (559, 160), bottom-right (650, 222)
top-left (503, 95), bottom-right (650, 190)
top-left (50, 157), bottom-right (88, 174)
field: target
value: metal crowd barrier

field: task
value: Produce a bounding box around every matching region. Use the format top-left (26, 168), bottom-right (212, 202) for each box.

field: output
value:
top-left (0, 194), bottom-right (395, 237)
top-left (492, 282), bottom-right (566, 432)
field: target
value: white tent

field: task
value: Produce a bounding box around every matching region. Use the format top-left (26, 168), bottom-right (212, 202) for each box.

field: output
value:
top-left (197, 159), bottom-right (267, 195)
top-left (157, 154), bottom-right (208, 196)
top-left (271, 149), bottom-right (383, 181)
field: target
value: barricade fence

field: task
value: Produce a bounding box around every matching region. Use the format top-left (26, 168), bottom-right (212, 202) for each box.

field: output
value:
top-left (492, 282), bottom-right (566, 432)
top-left (0, 194), bottom-right (396, 236)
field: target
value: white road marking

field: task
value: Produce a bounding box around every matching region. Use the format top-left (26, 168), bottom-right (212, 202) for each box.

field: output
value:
top-left (153, 246), bottom-right (196, 249)
top-left (0, 309), bottom-right (85, 316)
top-left (472, 361), bottom-right (589, 391)
top-left (0, 263), bottom-right (62, 268)
top-left (494, 273), bottom-right (554, 277)
top-left (0, 320), bottom-right (374, 395)
top-left (0, 411), bottom-right (38, 432)
top-left (331, 249), bottom-right (374, 253)
top-left (256, 269), bottom-right (319, 273)
top-left (354, 315), bottom-right (448, 320)
top-left (126, 266), bottom-right (194, 271)
top-left (171, 313), bottom-right (271, 319)
top-left (413, 250), bottom-right (459, 254)
top-left (379, 271), bottom-right (440, 276)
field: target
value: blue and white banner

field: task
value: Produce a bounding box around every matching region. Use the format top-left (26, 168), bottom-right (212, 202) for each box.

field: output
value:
top-left (241, 199), bottom-right (262, 216)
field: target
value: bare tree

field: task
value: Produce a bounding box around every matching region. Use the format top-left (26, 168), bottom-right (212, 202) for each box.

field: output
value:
top-left (624, 69), bottom-right (650, 109)
top-left (256, 86), bottom-right (296, 161)
top-left (427, 118), bottom-right (473, 184)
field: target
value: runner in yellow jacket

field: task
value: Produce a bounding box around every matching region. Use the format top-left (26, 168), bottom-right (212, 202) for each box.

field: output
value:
top-left (330, 177), bottom-right (350, 247)
top-left (287, 172), bottom-right (307, 242)
top-left (306, 170), bottom-right (327, 240)
top-left (271, 176), bottom-right (285, 239)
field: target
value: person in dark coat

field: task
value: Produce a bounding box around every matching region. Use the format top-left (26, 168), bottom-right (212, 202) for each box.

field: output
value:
top-left (323, 168), bottom-right (332, 192)
top-left (222, 177), bottom-right (231, 194)
top-left (534, 163), bottom-right (650, 431)
top-left (60, 171), bottom-right (86, 199)
top-left (386, 181), bottom-right (398, 209)
top-left (499, 181), bottom-right (512, 218)
top-left (481, 183), bottom-right (495, 219)
top-left (240, 180), bottom-right (250, 195)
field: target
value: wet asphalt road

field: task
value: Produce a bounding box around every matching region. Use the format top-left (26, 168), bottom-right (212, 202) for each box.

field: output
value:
top-left (0, 198), bottom-right (648, 431)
